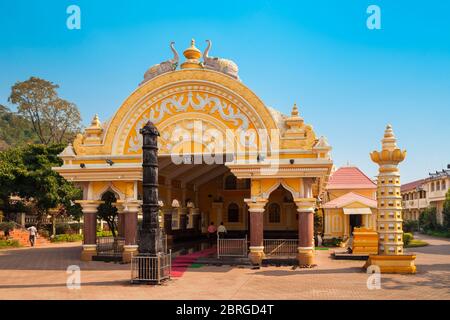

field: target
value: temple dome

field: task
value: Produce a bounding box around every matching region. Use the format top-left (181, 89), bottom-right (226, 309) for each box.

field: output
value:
top-left (180, 39), bottom-right (203, 69)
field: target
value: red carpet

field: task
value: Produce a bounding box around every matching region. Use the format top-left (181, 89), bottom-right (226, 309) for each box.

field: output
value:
top-left (171, 247), bottom-right (216, 277)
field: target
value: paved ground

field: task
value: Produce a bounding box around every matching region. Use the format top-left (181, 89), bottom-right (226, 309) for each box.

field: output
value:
top-left (0, 234), bottom-right (448, 300)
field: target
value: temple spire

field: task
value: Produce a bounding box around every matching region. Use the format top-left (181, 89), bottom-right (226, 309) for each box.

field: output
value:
top-left (181, 38), bottom-right (203, 69)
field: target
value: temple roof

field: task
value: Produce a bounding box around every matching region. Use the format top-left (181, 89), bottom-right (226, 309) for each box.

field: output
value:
top-left (401, 179), bottom-right (425, 192)
top-left (322, 192), bottom-right (377, 209)
top-left (327, 166), bottom-right (376, 190)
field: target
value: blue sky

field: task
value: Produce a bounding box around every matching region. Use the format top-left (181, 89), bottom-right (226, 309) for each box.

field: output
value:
top-left (0, 0), bottom-right (449, 183)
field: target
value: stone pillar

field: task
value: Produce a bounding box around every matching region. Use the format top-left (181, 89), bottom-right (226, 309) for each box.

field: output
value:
top-left (366, 124), bottom-right (416, 273)
top-left (245, 198), bottom-right (267, 265)
top-left (179, 207), bottom-right (187, 231)
top-left (113, 201), bottom-right (125, 238)
top-left (163, 208), bottom-right (173, 245)
top-left (76, 200), bottom-right (103, 261)
top-left (295, 178), bottom-right (316, 267)
top-left (19, 212), bottom-right (26, 227)
top-left (122, 200), bottom-right (141, 263)
top-left (191, 208), bottom-right (200, 232)
top-left (211, 202), bottom-right (223, 225)
top-left (138, 121), bottom-right (165, 259)
top-left (296, 201), bottom-right (315, 266)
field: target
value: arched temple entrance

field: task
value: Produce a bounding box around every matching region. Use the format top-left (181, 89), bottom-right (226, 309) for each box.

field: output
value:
top-left (54, 39), bottom-right (333, 265)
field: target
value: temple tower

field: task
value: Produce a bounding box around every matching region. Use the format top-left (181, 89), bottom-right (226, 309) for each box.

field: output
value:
top-left (366, 124), bottom-right (416, 273)
top-left (371, 124), bottom-right (405, 255)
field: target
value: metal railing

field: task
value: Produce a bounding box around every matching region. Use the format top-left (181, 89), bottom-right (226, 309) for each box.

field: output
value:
top-left (217, 235), bottom-right (248, 258)
top-left (22, 215), bottom-right (76, 225)
top-left (264, 239), bottom-right (298, 258)
top-left (131, 250), bottom-right (172, 284)
top-left (96, 236), bottom-right (125, 257)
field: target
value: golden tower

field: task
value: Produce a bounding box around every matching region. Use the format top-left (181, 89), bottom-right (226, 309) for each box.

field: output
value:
top-left (366, 124), bottom-right (416, 273)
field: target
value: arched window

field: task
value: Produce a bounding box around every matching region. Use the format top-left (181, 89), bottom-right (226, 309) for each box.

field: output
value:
top-left (268, 203), bottom-right (281, 223)
top-left (224, 175), bottom-right (237, 190)
top-left (227, 203), bottom-right (239, 222)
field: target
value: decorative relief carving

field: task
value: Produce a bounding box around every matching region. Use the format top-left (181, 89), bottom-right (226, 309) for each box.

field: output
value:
top-left (126, 91), bottom-right (251, 154)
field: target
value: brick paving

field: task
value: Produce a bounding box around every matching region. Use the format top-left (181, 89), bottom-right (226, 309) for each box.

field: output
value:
top-left (0, 234), bottom-right (448, 300)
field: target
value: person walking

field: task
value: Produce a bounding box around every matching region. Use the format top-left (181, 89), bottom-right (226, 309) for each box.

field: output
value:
top-left (27, 225), bottom-right (38, 247)
top-left (217, 222), bottom-right (227, 239)
top-left (207, 222), bottom-right (216, 244)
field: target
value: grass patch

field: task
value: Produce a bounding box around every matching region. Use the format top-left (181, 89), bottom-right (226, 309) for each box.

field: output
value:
top-left (0, 239), bottom-right (21, 249)
top-left (405, 239), bottom-right (429, 248)
top-left (315, 247), bottom-right (329, 250)
top-left (50, 234), bottom-right (83, 243)
top-left (189, 263), bottom-right (204, 268)
top-left (425, 230), bottom-right (450, 238)
top-left (97, 231), bottom-right (113, 237)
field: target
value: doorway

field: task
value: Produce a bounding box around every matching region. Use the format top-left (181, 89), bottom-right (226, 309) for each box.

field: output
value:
top-left (349, 214), bottom-right (362, 234)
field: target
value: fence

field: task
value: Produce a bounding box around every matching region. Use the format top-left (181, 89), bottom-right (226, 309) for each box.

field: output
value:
top-left (22, 215), bottom-right (75, 225)
top-left (96, 236), bottom-right (125, 257)
top-left (130, 251), bottom-right (172, 284)
top-left (217, 235), bottom-right (248, 258)
top-left (263, 239), bottom-right (298, 258)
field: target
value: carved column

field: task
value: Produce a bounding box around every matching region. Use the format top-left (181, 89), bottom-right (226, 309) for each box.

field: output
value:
top-left (245, 198), bottom-right (267, 265)
top-left (138, 121), bottom-right (164, 256)
top-left (76, 200), bottom-right (103, 261)
top-left (366, 124), bottom-right (416, 273)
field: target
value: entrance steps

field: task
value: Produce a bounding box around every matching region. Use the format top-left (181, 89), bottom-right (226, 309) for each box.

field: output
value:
top-left (9, 228), bottom-right (51, 247)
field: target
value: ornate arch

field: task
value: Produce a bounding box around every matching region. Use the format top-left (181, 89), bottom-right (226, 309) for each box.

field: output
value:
top-left (99, 69), bottom-right (278, 156)
top-left (94, 182), bottom-right (126, 201)
top-left (261, 178), bottom-right (300, 200)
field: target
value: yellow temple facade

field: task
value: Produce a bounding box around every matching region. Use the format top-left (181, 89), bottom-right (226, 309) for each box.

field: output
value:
top-left (54, 40), bottom-right (334, 265)
top-left (322, 166), bottom-right (378, 240)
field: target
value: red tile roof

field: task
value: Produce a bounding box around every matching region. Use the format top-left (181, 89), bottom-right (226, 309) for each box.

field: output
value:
top-left (401, 179), bottom-right (425, 192)
top-left (327, 166), bottom-right (376, 190)
top-left (322, 192), bottom-right (377, 209)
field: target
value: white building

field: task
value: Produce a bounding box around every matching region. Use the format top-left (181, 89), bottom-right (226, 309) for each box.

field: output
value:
top-left (401, 165), bottom-right (450, 224)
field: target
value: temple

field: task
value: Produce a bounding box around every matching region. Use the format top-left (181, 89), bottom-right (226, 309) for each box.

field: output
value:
top-left (53, 39), bottom-right (334, 265)
top-left (322, 166), bottom-right (377, 240)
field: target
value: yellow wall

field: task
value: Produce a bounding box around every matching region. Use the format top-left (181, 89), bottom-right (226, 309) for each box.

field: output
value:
top-left (324, 207), bottom-right (377, 239)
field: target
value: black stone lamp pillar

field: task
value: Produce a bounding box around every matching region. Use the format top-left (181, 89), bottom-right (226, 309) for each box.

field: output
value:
top-left (139, 121), bottom-right (164, 255)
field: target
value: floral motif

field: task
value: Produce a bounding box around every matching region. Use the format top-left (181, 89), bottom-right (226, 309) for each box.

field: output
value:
top-left (127, 92), bottom-right (251, 153)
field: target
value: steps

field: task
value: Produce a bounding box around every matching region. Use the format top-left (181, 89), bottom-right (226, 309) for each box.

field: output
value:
top-left (8, 228), bottom-right (51, 247)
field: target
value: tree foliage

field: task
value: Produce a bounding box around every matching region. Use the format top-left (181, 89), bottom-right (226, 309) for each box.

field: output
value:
top-left (8, 77), bottom-right (82, 145)
top-left (0, 104), bottom-right (40, 150)
top-left (97, 191), bottom-right (118, 237)
top-left (419, 206), bottom-right (439, 231)
top-left (0, 144), bottom-right (82, 223)
top-left (443, 189), bottom-right (450, 229)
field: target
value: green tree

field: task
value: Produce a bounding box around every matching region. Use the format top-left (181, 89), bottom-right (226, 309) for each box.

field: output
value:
top-left (314, 209), bottom-right (323, 236)
top-left (0, 144), bottom-right (82, 224)
top-left (0, 104), bottom-right (40, 150)
top-left (97, 191), bottom-right (118, 237)
top-left (443, 189), bottom-right (450, 229)
top-left (419, 207), bottom-right (438, 231)
top-left (8, 77), bottom-right (82, 145)
top-left (0, 146), bottom-right (28, 220)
